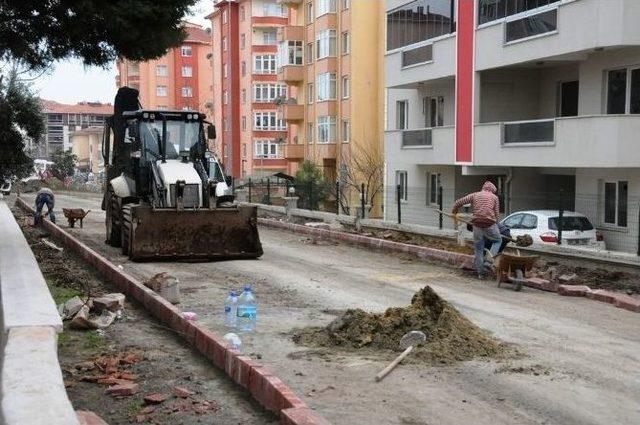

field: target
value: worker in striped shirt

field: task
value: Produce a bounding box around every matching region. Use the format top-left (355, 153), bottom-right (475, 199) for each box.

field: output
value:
top-left (452, 181), bottom-right (501, 279)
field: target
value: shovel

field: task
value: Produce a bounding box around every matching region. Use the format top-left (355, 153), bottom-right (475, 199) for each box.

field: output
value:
top-left (435, 209), bottom-right (533, 247)
top-left (375, 331), bottom-right (427, 382)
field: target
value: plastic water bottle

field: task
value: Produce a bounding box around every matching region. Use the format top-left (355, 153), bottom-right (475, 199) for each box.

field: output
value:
top-left (224, 290), bottom-right (238, 328)
top-left (236, 285), bottom-right (257, 332)
top-left (223, 333), bottom-right (242, 352)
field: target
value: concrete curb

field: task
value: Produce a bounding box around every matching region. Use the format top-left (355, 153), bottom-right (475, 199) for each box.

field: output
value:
top-left (16, 198), bottom-right (330, 425)
top-left (259, 218), bottom-right (640, 314)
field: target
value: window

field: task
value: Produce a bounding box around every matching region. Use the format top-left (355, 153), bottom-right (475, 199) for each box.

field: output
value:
top-left (263, 30), bottom-right (278, 45)
top-left (241, 34), bottom-right (246, 49)
top-left (342, 76), bottom-right (349, 99)
top-left (181, 45), bottom-right (192, 57)
top-left (241, 61), bottom-right (246, 77)
top-left (182, 66), bottom-right (193, 77)
top-left (607, 68), bottom-right (640, 115)
top-left (308, 83), bottom-right (314, 104)
top-left (317, 116), bottom-right (337, 143)
top-left (505, 9), bottom-right (557, 43)
top-left (428, 172), bottom-right (441, 205)
top-left (402, 44), bottom-right (433, 67)
top-left (386, 0), bottom-right (455, 51)
top-left (316, 73), bottom-right (337, 101)
top-left (342, 0), bottom-right (350, 10)
top-left (396, 171), bottom-right (408, 201)
top-left (242, 89), bottom-right (247, 104)
top-left (223, 90), bottom-right (229, 105)
top-left (254, 112), bottom-right (286, 131)
top-left (341, 31), bottom-right (350, 55)
top-left (241, 6), bottom-right (245, 21)
top-left (223, 36), bottom-right (228, 51)
top-left (316, 30), bottom-right (337, 59)
top-left (317, 0), bottom-right (337, 16)
top-left (181, 86), bottom-right (193, 97)
top-left (223, 118), bottom-right (229, 131)
top-left (222, 10), bottom-right (228, 24)
top-left (478, 0), bottom-right (561, 25)
top-left (503, 214), bottom-right (523, 229)
top-left (603, 181), bottom-right (628, 227)
top-left (254, 140), bottom-right (282, 159)
top-left (396, 100), bottom-right (408, 130)
top-left (243, 143), bottom-right (247, 158)
top-left (306, 43), bottom-right (314, 64)
top-left (223, 64), bottom-right (228, 78)
top-left (307, 2), bottom-right (314, 23)
top-left (254, 54), bottom-right (277, 74)
top-left (520, 214), bottom-right (538, 230)
top-left (278, 41), bottom-right (303, 67)
top-left (341, 119), bottom-right (349, 142)
top-left (307, 122), bottom-right (314, 143)
top-left (264, 3), bottom-right (285, 17)
top-left (156, 85), bottom-right (168, 97)
top-left (156, 65), bottom-right (168, 77)
top-left (242, 116), bottom-right (247, 131)
top-left (127, 62), bottom-right (140, 76)
top-left (253, 84), bottom-right (287, 103)
top-left (423, 96), bottom-right (444, 127)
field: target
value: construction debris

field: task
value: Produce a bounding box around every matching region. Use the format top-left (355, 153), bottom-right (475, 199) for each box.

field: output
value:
top-left (61, 293), bottom-right (125, 329)
top-left (173, 386), bottom-right (195, 398)
top-left (144, 393), bottom-right (169, 404)
top-left (105, 383), bottom-right (139, 397)
top-left (294, 286), bottom-right (507, 364)
top-left (145, 272), bottom-right (181, 304)
top-left (92, 293), bottom-right (125, 312)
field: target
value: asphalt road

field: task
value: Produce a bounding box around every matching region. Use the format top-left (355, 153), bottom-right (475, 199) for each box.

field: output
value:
top-left (22, 191), bottom-right (640, 425)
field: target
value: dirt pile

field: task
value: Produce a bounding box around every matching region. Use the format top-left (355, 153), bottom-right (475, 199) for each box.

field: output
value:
top-left (532, 261), bottom-right (639, 294)
top-left (294, 286), bottom-right (506, 364)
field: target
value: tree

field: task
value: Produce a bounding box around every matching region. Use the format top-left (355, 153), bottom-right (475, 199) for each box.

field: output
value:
top-left (294, 160), bottom-right (331, 210)
top-left (0, 0), bottom-right (198, 70)
top-left (338, 143), bottom-right (384, 216)
top-left (0, 70), bottom-right (44, 181)
top-left (51, 149), bottom-right (78, 180)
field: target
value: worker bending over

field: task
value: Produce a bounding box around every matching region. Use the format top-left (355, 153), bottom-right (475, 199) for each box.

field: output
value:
top-left (34, 187), bottom-right (56, 225)
top-left (452, 181), bottom-right (501, 279)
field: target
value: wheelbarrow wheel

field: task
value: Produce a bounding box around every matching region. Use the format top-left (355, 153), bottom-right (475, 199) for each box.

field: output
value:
top-left (514, 269), bottom-right (524, 292)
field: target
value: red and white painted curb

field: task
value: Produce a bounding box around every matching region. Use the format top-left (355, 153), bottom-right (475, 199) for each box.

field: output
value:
top-left (16, 198), bottom-right (330, 425)
top-left (258, 218), bottom-right (640, 313)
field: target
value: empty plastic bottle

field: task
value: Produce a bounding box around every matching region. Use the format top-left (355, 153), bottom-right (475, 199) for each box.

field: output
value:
top-left (223, 332), bottom-right (242, 352)
top-left (224, 290), bottom-right (238, 328)
top-left (236, 285), bottom-right (257, 332)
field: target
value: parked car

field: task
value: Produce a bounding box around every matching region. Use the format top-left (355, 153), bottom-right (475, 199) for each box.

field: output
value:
top-left (1, 179), bottom-right (11, 196)
top-left (500, 210), bottom-right (605, 250)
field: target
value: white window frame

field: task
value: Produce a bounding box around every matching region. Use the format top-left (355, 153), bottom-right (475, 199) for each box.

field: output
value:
top-left (307, 122), bottom-right (314, 143)
top-left (223, 63), bottom-right (228, 78)
top-left (606, 66), bottom-right (640, 115)
top-left (181, 86), bottom-right (193, 98)
top-left (253, 83), bottom-right (288, 103)
top-left (222, 10), bottom-right (228, 24)
top-left (156, 85), bottom-right (168, 97)
top-left (341, 31), bottom-right (350, 55)
top-left (316, 0), bottom-right (337, 17)
top-left (307, 2), bottom-right (314, 23)
top-left (316, 29), bottom-right (337, 59)
top-left (241, 34), bottom-right (246, 49)
top-left (254, 139), bottom-right (283, 159)
top-left (263, 30), bottom-right (278, 45)
top-left (263, 2), bottom-right (286, 17)
top-left (222, 36), bottom-right (228, 51)
top-left (254, 54), bottom-right (277, 74)
top-left (396, 171), bottom-right (408, 202)
top-left (342, 76), bottom-right (350, 99)
top-left (341, 119), bottom-right (349, 142)
top-left (396, 100), bottom-right (408, 130)
top-left (242, 116), bottom-right (247, 131)
top-left (308, 83), bottom-right (314, 104)
top-left (223, 90), bottom-right (229, 105)
top-left (181, 65), bottom-right (192, 78)
top-left (278, 41), bottom-right (303, 67)
top-left (423, 96), bottom-right (445, 127)
top-left (317, 116), bottom-right (337, 143)
top-left (316, 72), bottom-right (337, 101)
top-left (602, 180), bottom-right (628, 227)
top-left (254, 112), bottom-right (286, 131)
top-left (342, 0), bottom-right (350, 10)
top-left (156, 65), bottom-right (168, 77)
top-left (427, 172), bottom-right (441, 205)
top-left (181, 45), bottom-right (192, 57)
top-left (241, 89), bottom-right (247, 104)
top-left (306, 43), bottom-right (314, 64)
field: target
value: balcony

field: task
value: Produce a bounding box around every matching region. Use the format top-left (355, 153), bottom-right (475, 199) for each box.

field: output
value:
top-left (476, 0), bottom-right (640, 71)
top-left (278, 65), bottom-right (304, 83)
top-left (277, 0), bottom-right (302, 4)
top-left (385, 126), bottom-right (454, 165)
top-left (474, 115), bottom-right (640, 168)
top-left (277, 26), bottom-right (304, 43)
top-left (284, 144), bottom-right (304, 160)
top-left (316, 143), bottom-right (337, 160)
top-left (280, 103), bottom-right (304, 122)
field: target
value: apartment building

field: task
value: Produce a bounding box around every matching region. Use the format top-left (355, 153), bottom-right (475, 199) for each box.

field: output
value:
top-left (35, 100), bottom-right (113, 159)
top-left (384, 0), bottom-right (640, 252)
top-left (116, 22), bottom-right (213, 113)
top-left (208, 0), bottom-right (292, 179)
top-left (277, 0), bottom-right (385, 194)
top-left (70, 127), bottom-right (104, 173)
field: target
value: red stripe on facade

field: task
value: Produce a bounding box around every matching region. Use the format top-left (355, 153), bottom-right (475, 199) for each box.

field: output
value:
top-left (455, 0), bottom-right (475, 164)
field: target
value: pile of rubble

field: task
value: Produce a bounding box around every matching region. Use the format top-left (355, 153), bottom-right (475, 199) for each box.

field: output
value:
top-left (60, 293), bottom-right (125, 330)
top-left (530, 261), bottom-right (637, 294)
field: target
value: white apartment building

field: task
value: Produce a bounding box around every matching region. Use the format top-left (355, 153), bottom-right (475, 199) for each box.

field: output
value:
top-left (384, 0), bottom-right (640, 253)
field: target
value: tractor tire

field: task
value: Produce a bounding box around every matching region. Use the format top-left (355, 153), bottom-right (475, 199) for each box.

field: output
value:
top-left (105, 191), bottom-right (122, 247)
top-left (121, 204), bottom-right (133, 256)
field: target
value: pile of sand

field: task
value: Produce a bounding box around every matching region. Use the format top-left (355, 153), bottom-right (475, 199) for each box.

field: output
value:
top-left (293, 286), bottom-right (506, 364)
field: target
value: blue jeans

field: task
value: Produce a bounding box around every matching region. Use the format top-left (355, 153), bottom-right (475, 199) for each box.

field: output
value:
top-left (473, 224), bottom-right (501, 275)
top-left (35, 194), bottom-right (56, 225)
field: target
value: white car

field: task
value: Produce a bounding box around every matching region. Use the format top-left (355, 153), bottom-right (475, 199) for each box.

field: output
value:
top-left (501, 210), bottom-right (606, 250)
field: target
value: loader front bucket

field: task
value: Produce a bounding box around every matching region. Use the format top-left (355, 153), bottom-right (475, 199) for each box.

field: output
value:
top-left (127, 205), bottom-right (263, 261)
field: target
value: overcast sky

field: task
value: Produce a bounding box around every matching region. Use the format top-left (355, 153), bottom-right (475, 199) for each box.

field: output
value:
top-left (31, 0), bottom-right (212, 104)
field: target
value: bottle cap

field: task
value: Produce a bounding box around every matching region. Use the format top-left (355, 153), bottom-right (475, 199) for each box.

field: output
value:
top-left (244, 285), bottom-right (252, 292)
top-left (230, 290), bottom-right (237, 296)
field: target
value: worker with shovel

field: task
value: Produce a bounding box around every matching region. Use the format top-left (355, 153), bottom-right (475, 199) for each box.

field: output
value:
top-left (34, 187), bottom-right (56, 225)
top-left (452, 181), bottom-right (501, 279)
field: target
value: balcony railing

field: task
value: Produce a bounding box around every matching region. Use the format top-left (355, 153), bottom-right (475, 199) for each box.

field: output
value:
top-left (401, 128), bottom-right (432, 147)
top-left (503, 119), bottom-right (554, 144)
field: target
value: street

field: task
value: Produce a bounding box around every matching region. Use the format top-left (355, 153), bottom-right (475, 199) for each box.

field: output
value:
top-left (22, 191), bottom-right (640, 425)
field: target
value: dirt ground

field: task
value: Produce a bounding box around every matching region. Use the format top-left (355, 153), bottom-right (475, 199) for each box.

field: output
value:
top-left (17, 192), bottom-right (640, 425)
top-left (12, 205), bottom-right (276, 425)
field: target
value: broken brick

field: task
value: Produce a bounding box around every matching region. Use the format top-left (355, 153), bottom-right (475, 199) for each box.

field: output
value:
top-left (119, 372), bottom-right (138, 381)
top-left (173, 386), bottom-right (195, 398)
top-left (76, 410), bottom-right (109, 425)
top-left (105, 383), bottom-right (139, 396)
top-left (144, 393), bottom-right (168, 404)
top-left (120, 353), bottom-right (140, 365)
top-left (558, 285), bottom-right (590, 297)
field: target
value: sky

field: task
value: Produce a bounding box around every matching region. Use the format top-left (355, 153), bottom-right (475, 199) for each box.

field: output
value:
top-left (31, 0), bottom-right (212, 104)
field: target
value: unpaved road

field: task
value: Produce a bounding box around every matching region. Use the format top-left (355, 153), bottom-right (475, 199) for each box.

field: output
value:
top-left (21, 192), bottom-right (640, 425)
